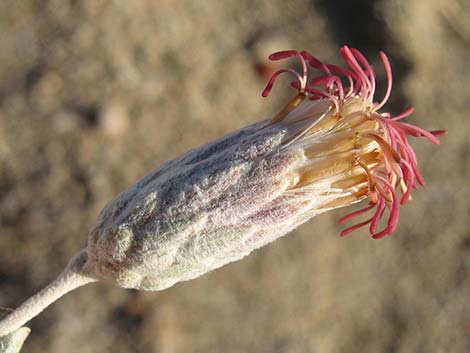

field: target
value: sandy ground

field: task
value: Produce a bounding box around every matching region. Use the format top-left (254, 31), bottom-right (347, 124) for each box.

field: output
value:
top-left (0, 0), bottom-right (469, 352)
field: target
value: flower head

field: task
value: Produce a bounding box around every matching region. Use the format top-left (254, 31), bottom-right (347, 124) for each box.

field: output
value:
top-left (262, 46), bottom-right (446, 238)
top-left (86, 46), bottom-right (447, 291)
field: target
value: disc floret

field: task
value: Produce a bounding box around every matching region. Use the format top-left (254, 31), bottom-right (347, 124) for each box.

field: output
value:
top-left (262, 46), bottom-right (446, 238)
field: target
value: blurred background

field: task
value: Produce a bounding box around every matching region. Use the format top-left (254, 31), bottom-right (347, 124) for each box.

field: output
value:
top-left (0, 0), bottom-right (468, 352)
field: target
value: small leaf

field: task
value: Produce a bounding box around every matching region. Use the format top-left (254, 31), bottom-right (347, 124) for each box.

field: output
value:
top-left (0, 308), bottom-right (30, 353)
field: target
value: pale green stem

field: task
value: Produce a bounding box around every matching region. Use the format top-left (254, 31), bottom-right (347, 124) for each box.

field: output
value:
top-left (0, 250), bottom-right (97, 337)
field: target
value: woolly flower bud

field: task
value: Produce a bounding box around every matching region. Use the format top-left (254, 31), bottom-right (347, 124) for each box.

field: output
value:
top-left (87, 46), bottom-right (445, 291)
top-left (0, 46), bottom-right (445, 337)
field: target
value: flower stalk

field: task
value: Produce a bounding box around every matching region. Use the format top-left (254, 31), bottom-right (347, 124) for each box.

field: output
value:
top-left (0, 252), bottom-right (96, 337)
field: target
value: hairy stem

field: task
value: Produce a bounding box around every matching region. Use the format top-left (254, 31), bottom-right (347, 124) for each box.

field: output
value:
top-left (0, 250), bottom-right (97, 337)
